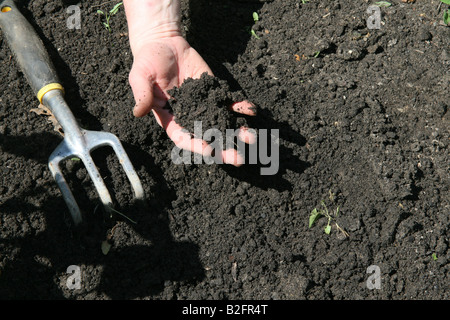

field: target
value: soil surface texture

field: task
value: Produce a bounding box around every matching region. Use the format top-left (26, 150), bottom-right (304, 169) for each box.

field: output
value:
top-left (167, 72), bottom-right (248, 137)
top-left (0, 0), bottom-right (448, 300)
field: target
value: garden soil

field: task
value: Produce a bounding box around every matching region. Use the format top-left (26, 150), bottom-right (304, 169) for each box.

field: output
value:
top-left (0, 0), bottom-right (448, 300)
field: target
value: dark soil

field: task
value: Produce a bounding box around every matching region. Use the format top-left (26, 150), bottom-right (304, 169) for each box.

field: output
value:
top-left (167, 73), bottom-right (247, 138)
top-left (0, 0), bottom-right (449, 300)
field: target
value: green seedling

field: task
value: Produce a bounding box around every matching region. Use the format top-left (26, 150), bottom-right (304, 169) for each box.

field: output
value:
top-left (309, 201), bottom-right (337, 234)
top-left (249, 12), bottom-right (260, 39)
top-left (432, 253), bottom-right (438, 261)
top-left (97, 2), bottom-right (123, 32)
top-left (251, 29), bottom-right (260, 39)
top-left (301, 0), bottom-right (310, 4)
top-left (309, 191), bottom-right (349, 237)
top-left (444, 10), bottom-right (450, 25)
top-left (441, 0), bottom-right (450, 25)
top-left (253, 12), bottom-right (259, 22)
top-left (101, 240), bottom-right (112, 255)
top-left (374, 1), bottom-right (392, 7)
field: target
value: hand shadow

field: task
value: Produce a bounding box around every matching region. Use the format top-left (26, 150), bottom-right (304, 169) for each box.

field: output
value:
top-left (185, 0), bottom-right (266, 90)
top-left (222, 107), bottom-right (310, 192)
top-left (186, 0), bottom-right (309, 191)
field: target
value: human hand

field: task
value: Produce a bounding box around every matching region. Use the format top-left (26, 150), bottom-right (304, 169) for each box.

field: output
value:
top-left (124, 1), bottom-right (256, 166)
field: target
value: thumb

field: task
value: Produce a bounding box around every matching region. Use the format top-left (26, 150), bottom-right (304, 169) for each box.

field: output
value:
top-left (129, 65), bottom-right (155, 117)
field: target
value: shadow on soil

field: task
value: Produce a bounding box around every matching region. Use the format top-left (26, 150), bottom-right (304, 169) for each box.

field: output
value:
top-left (0, 0), bottom-right (307, 299)
top-left (0, 132), bottom-right (204, 299)
top-left (186, 0), bottom-right (265, 90)
top-left (187, 0), bottom-right (309, 191)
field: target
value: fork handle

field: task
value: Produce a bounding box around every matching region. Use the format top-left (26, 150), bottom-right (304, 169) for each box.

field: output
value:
top-left (0, 0), bottom-right (64, 103)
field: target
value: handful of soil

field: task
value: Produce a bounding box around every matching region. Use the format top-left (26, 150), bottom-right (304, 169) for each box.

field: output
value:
top-left (165, 73), bottom-right (248, 140)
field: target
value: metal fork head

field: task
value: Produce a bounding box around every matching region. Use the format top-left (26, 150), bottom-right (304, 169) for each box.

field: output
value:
top-left (48, 129), bottom-right (145, 225)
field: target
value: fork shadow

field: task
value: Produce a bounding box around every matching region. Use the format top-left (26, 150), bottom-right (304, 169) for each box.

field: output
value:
top-left (89, 141), bottom-right (206, 299)
top-left (0, 0), bottom-right (308, 299)
top-left (0, 0), bottom-right (206, 299)
top-left (0, 132), bottom-right (204, 299)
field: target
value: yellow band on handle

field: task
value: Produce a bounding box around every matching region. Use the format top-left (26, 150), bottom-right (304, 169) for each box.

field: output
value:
top-left (37, 83), bottom-right (64, 103)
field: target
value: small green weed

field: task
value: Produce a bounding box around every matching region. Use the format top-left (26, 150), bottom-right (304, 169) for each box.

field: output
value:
top-left (251, 29), bottom-right (260, 39)
top-left (441, 0), bottom-right (450, 25)
top-left (374, 1), bottom-right (392, 7)
top-left (97, 2), bottom-right (123, 32)
top-left (309, 191), bottom-right (349, 237)
top-left (250, 12), bottom-right (260, 39)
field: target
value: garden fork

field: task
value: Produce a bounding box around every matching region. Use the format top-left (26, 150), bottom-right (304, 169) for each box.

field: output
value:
top-left (0, 0), bottom-right (145, 225)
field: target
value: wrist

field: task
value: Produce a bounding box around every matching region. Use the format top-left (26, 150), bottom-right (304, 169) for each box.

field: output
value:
top-left (124, 0), bottom-right (182, 54)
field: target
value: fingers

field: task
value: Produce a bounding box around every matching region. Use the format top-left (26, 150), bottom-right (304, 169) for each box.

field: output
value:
top-left (129, 65), bottom-right (155, 117)
top-left (218, 148), bottom-right (245, 167)
top-left (152, 107), bottom-right (213, 157)
top-left (229, 100), bottom-right (257, 116)
top-left (210, 127), bottom-right (256, 166)
top-left (238, 126), bottom-right (257, 145)
top-left (153, 108), bottom-right (257, 167)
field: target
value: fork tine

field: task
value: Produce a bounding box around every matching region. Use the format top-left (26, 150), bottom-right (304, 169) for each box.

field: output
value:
top-left (48, 131), bottom-right (145, 225)
top-left (48, 141), bottom-right (83, 225)
top-left (84, 130), bottom-right (145, 201)
top-left (80, 152), bottom-right (114, 212)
